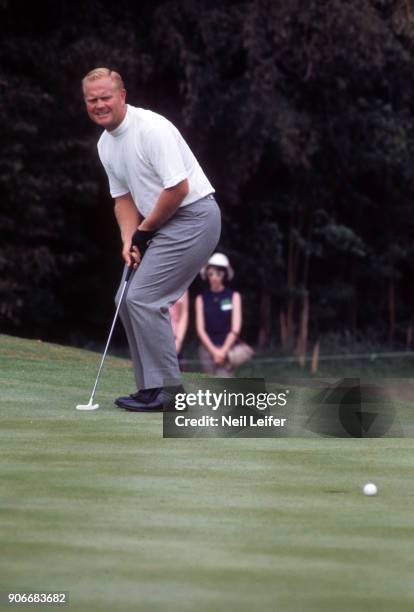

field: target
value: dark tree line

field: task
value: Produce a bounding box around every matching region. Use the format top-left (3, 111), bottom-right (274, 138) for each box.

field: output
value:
top-left (1, 0), bottom-right (414, 354)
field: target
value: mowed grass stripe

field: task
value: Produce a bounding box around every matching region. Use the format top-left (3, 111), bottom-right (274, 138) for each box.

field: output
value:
top-left (1, 334), bottom-right (414, 611)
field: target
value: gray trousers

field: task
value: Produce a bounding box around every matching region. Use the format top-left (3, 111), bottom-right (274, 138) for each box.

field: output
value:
top-left (116, 196), bottom-right (221, 389)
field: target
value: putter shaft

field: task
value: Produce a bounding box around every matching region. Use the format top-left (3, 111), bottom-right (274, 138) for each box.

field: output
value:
top-left (87, 266), bottom-right (134, 405)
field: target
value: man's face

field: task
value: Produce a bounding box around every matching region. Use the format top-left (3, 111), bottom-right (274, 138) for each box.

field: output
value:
top-left (83, 77), bottom-right (126, 131)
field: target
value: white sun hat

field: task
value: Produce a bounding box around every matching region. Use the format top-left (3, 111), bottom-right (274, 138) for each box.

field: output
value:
top-left (200, 252), bottom-right (234, 281)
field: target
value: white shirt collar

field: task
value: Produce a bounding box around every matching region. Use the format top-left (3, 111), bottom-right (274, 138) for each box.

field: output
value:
top-left (107, 104), bottom-right (130, 137)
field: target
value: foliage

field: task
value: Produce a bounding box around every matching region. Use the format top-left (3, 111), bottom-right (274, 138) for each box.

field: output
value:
top-left (1, 0), bottom-right (414, 346)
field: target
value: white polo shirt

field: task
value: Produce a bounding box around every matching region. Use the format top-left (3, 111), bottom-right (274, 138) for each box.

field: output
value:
top-left (97, 105), bottom-right (214, 217)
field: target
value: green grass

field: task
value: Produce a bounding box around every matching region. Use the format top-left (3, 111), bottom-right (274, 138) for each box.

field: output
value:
top-left (1, 334), bottom-right (414, 611)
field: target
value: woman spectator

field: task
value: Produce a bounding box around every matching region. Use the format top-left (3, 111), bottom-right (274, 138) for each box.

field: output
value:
top-left (195, 253), bottom-right (241, 377)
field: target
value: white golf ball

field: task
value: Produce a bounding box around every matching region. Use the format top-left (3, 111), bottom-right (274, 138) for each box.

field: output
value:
top-left (362, 482), bottom-right (378, 496)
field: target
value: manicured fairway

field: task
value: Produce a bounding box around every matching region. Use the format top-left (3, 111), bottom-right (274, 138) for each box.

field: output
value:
top-left (1, 334), bottom-right (414, 611)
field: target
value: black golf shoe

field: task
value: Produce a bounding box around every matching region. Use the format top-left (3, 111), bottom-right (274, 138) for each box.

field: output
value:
top-left (115, 388), bottom-right (162, 410)
top-left (116, 385), bottom-right (186, 412)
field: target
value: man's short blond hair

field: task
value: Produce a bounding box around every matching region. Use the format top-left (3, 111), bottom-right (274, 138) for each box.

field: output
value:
top-left (82, 68), bottom-right (125, 92)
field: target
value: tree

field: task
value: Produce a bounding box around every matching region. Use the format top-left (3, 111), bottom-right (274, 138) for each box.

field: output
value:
top-left (2, 0), bottom-right (414, 352)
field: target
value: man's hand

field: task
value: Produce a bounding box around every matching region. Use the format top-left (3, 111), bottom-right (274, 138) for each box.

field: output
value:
top-left (131, 228), bottom-right (156, 260)
top-left (122, 243), bottom-right (133, 266)
top-left (129, 246), bottom-right (141, 268)
top-left (121, 242), bottom-right (140, 269)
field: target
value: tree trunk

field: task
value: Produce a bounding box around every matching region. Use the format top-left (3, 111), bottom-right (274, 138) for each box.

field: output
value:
top-left (350, 263), bottom-right (358, 332)
top-left (286, 228), bottom-right (298, 347)
top-left (310, 340), bottom-right (320, 375)
top-left (257, 291), bottom-right (271, 349)
top-left (406, 320), bottom-right (413, 351)
top-left (388, 279), bottom-right (395, 346)
top-left (296, 292), bottom-right (309, 368)
top-left (351, 290), bottom-right (358, 332)
top-left (280, 310), bottom-right (288, 348)
top-left (296, 224), bottom-right (312, 367)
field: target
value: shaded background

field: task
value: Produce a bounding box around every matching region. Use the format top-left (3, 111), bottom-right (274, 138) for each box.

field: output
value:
top-left (1, 0), bottom-right (414, 357)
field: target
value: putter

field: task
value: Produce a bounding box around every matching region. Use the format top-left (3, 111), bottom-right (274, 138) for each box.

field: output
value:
top-left (76, 264), bottom-right (135, 411)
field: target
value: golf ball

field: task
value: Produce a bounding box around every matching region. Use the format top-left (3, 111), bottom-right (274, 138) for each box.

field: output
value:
top-left (363, 482), bottom-right (378, 496)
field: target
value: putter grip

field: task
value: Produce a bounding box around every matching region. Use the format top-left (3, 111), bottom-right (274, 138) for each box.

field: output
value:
top-left (125, 264), bottom-right (134, 282)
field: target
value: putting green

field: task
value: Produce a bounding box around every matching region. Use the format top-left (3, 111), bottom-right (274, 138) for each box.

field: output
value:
top-left (0, 334), bottom-right (413, 611)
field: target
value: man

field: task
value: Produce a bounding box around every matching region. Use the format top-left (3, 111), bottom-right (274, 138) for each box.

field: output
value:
top-left (83, 67), bottom-right (221, 411)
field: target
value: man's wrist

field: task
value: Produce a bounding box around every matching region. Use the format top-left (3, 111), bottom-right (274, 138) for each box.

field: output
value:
top-left (131, 228), bottom-right (157, 258)
top-left (138, 221), bottom-right (157, 231)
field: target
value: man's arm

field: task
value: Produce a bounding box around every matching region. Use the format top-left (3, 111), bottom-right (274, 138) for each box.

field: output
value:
top-left (130, 178), bottom-right (189, 264)
top-left (138, 179), bottom-right (189, 232)
top-left (114, 193), bottom-right (141, 266)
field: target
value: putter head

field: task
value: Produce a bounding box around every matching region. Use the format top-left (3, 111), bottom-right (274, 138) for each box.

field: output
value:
top-left (76, 402), bottom-right (100, 411)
